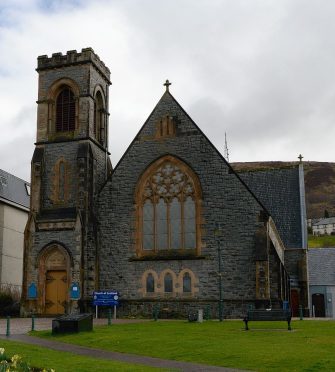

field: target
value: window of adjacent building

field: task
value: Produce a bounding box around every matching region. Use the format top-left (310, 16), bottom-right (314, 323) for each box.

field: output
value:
top-left (25, 183), bottom-right (30, 196)
top-left (164, 273), bottom-right (173, 293)
top-left (138, 158), bottom-right (201, 254)
top-left (183, 272), bottom-right (191, 293)
top-left (56, 87), bottom-right (75, 132)
top-left (146, 273), bottom-right (155, 293)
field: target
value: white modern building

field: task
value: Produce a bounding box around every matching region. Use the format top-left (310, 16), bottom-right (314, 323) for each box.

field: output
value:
top-left (0, 169), bottom-right (30, 291)
top-left (308, 248), bottom-right (335, 318)
top-left (312, 217), bottom-right (335, 236)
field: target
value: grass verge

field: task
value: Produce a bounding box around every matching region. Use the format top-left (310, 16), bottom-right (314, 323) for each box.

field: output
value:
top-left (308, 234), bottom-right (335, 248)
top-left (0, 338), bottom-right (163, 371)
top-left (35, 320), bottom-right (335, 371)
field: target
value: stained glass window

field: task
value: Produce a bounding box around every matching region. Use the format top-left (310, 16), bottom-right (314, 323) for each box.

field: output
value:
top-left (140, 159), bottom-right (200, 252)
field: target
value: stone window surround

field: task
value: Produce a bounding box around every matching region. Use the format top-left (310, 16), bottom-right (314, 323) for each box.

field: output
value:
top-left (135, 155), bottom-right (203, 257)
top-left (139, 268), bottom-right (199, 297)
top-left (46, 78), bottom-right (80, 138)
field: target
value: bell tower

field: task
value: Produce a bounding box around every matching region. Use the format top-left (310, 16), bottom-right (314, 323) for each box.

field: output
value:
top-left (22, 48), bottom-right (111, 315)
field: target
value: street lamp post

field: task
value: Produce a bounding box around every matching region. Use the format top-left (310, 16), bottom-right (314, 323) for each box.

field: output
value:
top-left (215, 224), bottom-right (224, 321)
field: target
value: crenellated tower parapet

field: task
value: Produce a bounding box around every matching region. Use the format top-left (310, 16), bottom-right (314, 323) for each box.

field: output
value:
top-left (37, 48), bottom-right (111, 82)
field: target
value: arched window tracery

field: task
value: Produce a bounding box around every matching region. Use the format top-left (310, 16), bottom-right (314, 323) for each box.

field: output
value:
top-left (137, 157), bottom-right (201, 254)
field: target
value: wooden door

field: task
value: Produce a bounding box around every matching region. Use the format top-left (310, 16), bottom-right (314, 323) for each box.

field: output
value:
top-left (290, 289), bottom-right (299, 317)
top-left (45, 270), bottom-right (67, 314)
top-left (312, 293), bottom-right (325, 317)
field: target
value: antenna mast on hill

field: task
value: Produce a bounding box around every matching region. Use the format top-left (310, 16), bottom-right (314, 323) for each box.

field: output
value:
top-left (224, 132), bottom-right (230, 162)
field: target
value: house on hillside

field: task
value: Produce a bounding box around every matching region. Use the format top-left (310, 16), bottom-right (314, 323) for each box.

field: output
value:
top-left (312, 217), bottom-right (335, 236)
top-left (308, 248), bottom-right (335, 318)
top-left (0, 169), bottom-right (30, 291)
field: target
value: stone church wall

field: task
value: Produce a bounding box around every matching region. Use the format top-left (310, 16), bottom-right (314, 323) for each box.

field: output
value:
top-left (98, 92), bottom-right (269, 318)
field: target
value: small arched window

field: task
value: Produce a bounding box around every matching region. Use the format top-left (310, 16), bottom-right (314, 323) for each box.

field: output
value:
top-left (146, 273), bottom-right (155, 293)
top-left (94, 91), bottom-right (104, 145)
top-left (56, 87), bottom-right (75, 132)
top-left (137, 157), bottom-right (201, 254)
top-left (183, 272), bottom-right (191, 293)
top-left (164, 273), bottom-right (173, 293)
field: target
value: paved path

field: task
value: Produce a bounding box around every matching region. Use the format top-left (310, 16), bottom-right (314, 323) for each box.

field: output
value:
top-left (0, 318), bottom-right (245, 371)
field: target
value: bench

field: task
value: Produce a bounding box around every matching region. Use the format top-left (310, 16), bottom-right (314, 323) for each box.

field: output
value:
top-left (243, 309), bottom-right (292, 331)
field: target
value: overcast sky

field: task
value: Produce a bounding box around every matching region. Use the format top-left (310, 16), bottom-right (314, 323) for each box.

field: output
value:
top-left (1, 0), bottom-right (335, 181)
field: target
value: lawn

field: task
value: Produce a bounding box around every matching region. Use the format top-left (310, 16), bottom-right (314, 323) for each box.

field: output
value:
top-left (308, 234), bottom-right (335, 248)
top-left (35, 320), bottom-right (335, 371)
top-left (0, 339), bottom-right (163, 372)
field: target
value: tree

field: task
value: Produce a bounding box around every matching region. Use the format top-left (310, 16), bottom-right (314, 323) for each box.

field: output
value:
top-left (324, 209), bottom-right (330, 218)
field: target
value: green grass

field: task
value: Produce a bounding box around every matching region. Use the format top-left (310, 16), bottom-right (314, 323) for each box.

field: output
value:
top-left (308, 234), bottom-right (335, 248)
top-left (35, 320), bottom-right (335, 371)
top-left (0, 339), bottom-right (164, 371)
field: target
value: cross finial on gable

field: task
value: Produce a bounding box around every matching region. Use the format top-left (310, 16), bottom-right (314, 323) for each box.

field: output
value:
top-left (164, 79), bottom-right (171, 92)
top-left (298, 154), bottom-right (303, 163)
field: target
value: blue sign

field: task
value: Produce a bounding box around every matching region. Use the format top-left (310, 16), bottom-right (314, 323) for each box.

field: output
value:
top-left (93, 291), bottom-right (119, 306)
top-left (70, 282), bottom-right (80, 299)
top-left (28, 283), bottom-right (37, 299)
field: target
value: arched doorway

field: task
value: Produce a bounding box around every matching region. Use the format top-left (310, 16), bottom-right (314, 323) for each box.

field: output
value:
top-left (312, 293), bottom-right (325, 317)
top-left (38, 244), bottom-right (71, 315)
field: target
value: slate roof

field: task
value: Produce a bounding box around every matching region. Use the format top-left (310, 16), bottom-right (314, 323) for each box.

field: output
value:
top-left (0, 169), bottom-right (30, 209)
top-left (239, 167), bottom-right (302, 248)
top-left (308, 248), bottom-right (335, 285)
top-left (313, 217), bottom-right (335, 226)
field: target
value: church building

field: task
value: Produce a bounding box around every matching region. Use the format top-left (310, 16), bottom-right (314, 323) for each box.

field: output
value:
top-left (22, 48), bottom-right (308, 318)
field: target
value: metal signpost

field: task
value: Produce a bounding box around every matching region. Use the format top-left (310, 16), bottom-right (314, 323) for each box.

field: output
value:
top-left (93, 291), bottom-right (119, 319)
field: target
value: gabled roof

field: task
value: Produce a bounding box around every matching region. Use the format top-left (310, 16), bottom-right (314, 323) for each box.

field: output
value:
top-left (111, 90), bottom-right (269, 214)
top-left (239, 167), bottom-right (302, 248)
top-left (0, 169), bottom-right (30, 210)
top-left (313, 217), bottom-right (335, 226)
top-left (308, 248), bottom-right (335, 285)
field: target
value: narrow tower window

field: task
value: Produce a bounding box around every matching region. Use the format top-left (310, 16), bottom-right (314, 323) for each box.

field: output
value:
top-left (94, 91), bottom-right (104, 145)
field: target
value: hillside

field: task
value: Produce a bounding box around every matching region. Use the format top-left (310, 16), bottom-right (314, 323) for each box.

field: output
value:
top-left (231, 161), bottom-right (335, 219)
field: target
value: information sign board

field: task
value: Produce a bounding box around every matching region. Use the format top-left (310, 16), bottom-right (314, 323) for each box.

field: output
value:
top-left (93, 291), bottom-right (119, 306)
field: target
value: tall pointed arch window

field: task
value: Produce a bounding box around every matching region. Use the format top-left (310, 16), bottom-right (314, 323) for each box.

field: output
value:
top-left (137, 156), bottom-right (201, 255)
top-left (94, 91), bottom-right (105, 145)
top-left (55, 86), bottom-right (75, 132)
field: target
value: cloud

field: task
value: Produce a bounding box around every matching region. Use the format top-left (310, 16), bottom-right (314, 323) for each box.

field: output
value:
top-left (1, 0), bottom-right (335, 180)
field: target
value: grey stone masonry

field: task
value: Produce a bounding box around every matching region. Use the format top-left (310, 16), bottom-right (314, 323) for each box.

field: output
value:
top-left (97, 91), bottom-right (285, 318)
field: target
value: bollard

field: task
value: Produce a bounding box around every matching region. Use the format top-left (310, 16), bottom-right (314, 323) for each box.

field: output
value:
top-left (299, 305), bottom-right (303, 320)
top-left (108, 308), bottom-right (112, 326)
top-left (6, 316), bottom-right (10, 337)
top-left (31, 314), bottom-right (35, 331)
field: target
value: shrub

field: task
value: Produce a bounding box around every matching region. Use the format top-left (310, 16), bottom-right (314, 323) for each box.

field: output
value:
top-left (0, 286), bottom-right (21, 317)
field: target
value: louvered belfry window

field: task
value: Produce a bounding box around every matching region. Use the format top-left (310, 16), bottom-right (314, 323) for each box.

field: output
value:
top-left (56, 87), bottom-right (75, 132)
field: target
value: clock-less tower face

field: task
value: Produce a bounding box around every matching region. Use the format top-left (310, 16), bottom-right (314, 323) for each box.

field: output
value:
top-left (22, 48), bottom-right (111, 315)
